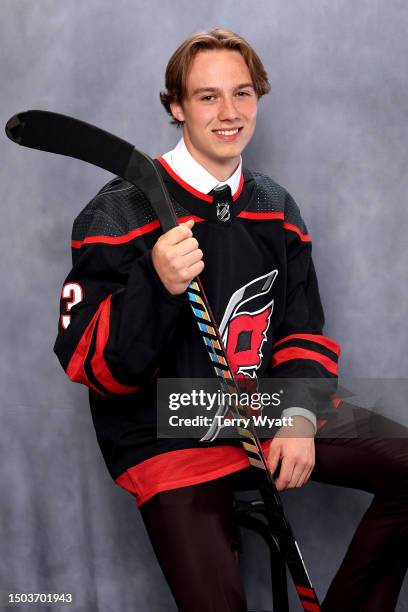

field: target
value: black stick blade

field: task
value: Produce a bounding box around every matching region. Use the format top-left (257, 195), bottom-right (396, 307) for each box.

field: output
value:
top-left (5, 109), bottom-right (179, 233)
top-left (5, 113), bottom-right (25, 143)
top-left (5, 110), bottom-right (134, 179)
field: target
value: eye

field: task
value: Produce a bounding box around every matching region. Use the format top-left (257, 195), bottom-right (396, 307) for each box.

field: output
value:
top-left (201, 95), bottom-right (216, 101)
top-left (236, 90), bottom-right (251, 97)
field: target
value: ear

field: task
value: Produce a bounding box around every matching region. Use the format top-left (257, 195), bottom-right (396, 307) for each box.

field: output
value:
top-left (170, 100), bottom-right (185, 123)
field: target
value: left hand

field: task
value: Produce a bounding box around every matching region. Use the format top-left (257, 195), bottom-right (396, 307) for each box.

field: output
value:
top-left (267, 416), bottom-right (316, 491)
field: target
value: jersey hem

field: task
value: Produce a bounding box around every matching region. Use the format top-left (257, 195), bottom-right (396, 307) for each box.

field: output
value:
top-left (115, 439), bottom-right (274, 508)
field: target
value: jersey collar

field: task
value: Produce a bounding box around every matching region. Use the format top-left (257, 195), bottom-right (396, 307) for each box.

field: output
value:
top-left (154, 156), bottom-right (254, 224)
top-left (161, 137), bottom-right (243, 197)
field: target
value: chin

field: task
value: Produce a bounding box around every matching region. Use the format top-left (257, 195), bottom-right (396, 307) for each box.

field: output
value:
top-left (217, 146), bottom-right (245, 161)
top-left (213, 139), bottom-right (244, 152)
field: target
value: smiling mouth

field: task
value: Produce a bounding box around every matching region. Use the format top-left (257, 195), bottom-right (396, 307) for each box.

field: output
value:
top-left (212, 127), bottom-right (243, 136)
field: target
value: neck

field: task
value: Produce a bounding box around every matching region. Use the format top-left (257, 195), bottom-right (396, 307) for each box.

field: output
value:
top-left (183, 132), bottom-right (240, 182)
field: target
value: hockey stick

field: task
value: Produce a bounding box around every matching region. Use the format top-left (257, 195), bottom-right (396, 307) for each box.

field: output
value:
top-left (6, 110), bottom-right (321, 611)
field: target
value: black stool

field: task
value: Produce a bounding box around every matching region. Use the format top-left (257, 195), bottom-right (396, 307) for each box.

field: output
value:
top-left (234, 498), bottom-right (289, 612)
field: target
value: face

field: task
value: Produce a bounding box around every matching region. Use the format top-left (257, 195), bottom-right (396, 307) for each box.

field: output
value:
top-left (170, 49), bottom-right (258, 179)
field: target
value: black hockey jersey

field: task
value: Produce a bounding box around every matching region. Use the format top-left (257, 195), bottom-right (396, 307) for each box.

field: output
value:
top-left (54, 158), bottom-right (340, 506)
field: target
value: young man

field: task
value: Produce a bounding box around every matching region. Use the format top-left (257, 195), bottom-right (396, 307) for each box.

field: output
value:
top-left (54, 29), bottom-right (407, 612)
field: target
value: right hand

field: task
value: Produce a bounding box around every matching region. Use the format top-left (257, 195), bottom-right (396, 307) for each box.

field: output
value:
top-left (152, 219), bottom-right (204, 295)
top-left (267, 416), bottom-right (316, 491)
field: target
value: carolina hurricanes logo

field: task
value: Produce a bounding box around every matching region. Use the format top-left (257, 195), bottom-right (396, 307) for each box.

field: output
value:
top-left (199, 270), bottom-right (278, 443)
top-left (219, 270), bottom-right (278, 379)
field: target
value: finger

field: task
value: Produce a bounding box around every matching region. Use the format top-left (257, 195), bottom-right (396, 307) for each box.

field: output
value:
top-left (297, 456), bottom-right (315, 487)
top-left (183, 260), bottom-right (205, 280)
top-left (181, 248), bottom-right (203, 268)
top-left (164, 222), bottom-right (194, 245)
top-left (291, 465), bottom-right (309, 488)
top-left (174, 237), bottom-right (200, 257)
top-left (301, 464), bottom-right (315, 486)
top-left (275, 457), bottom-right (295, 491)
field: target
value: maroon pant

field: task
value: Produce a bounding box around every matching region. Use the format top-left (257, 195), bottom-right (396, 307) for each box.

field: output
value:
top-left (140, 405), bottom-right (408, 611)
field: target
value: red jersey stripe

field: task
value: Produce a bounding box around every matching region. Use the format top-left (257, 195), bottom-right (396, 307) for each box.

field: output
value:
top-left (90, 295), bottom-right (140, 394)
top-left (232, 172), bottom-right (244, 201)
top-left (237, 211), bottom-right (284, 220)
top-left (71, 220), bottom-right (161, 248)
top-left (316, 397), bottom-right (342, 430)
top-left (156, 156), bottom-right (244, 202)
top-left (331, 396), bottom-right (342, 409)
top-left (237, 213), bottom-right (310, 242)
top-left (157, 156), bottom-right (213, 201)
top-left (283, 221), bottom-right (311, 242)
top-left (177, 215), bottom-right (205, 224)
top-left (274, 333), bottom-right (341, 357)
top-left (66, 304), bottom-right (107, 395)
top-left (71, 216), bottom-right (206, 249)
top-left (271, 346), bottom-right (338, 375)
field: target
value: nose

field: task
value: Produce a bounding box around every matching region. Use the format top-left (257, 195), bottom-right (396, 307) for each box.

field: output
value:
top-left (218, 95), bottom-right (240, 122)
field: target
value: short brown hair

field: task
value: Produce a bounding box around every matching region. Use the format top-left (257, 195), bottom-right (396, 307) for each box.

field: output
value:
top-left (160, 28), bottom-right (271, 126)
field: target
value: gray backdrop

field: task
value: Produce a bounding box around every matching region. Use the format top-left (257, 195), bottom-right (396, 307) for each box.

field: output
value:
top-left (1, 1), bottom-right (407, 610)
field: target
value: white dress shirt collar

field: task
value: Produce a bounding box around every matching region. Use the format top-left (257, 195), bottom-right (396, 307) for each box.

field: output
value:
top-left (162, 137), bottom-right (242, 196)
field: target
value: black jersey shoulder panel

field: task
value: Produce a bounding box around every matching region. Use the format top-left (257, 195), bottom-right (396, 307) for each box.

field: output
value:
top-left (247, 170), bottom-right (287, 213)
top-left (72, 178), bottom-right (156, 241)
top-left (72, 176), bottom-right (194, 242)
top-left (283, 191), bottom-right (308, 234)
top-left (247, 170), bottom-right (308, 234)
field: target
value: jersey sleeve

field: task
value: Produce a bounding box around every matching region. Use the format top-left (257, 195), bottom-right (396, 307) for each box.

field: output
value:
top-left (53, 193), bottom-right (187, 397)
top-left (268, 192), bottom-right (341, 423)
